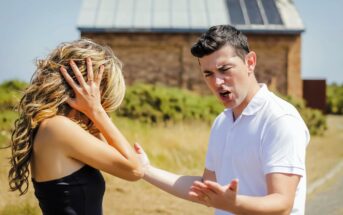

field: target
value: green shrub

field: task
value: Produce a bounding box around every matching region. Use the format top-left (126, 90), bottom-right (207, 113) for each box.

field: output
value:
top-left (0, 80), bottom-right (28, 110)
top-left (0, 80), bottom-right (327, 136)
top-left (281, 95), bottom-right (327, 136)
top-left (116, 84), bottom-right (223, 124)
top-left (326, 83), bottom-right (343, 114)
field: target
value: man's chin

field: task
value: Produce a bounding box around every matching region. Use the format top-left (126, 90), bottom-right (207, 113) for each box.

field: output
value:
top-left (221, 101), bottom-right (235, 109)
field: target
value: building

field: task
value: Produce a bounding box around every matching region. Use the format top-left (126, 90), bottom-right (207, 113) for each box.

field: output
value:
top-left (77, 0), bottom-right (304, 97)
top-left (303, 79), bottom-right (327, 112)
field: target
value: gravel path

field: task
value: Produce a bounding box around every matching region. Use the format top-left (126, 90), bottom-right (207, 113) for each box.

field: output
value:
top-left (306, 169), bottom-right (343, 215)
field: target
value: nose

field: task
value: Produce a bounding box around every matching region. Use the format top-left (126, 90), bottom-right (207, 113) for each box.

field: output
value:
top-left (214, 74), bottom-right (225, 86)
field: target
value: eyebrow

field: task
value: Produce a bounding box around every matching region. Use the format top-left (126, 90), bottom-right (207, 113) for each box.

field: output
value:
top-left (216, 64), bottom-right (232, 71)
top-left (201, 64), bottom-right (231, 73)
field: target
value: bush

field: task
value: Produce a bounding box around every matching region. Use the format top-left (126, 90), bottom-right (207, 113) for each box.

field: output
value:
top-left (116, 84), bottom-right (223, 124)
top-left (0, 80), bottom-right (28, 110)
top-left (326, 83), bottom-right (343, 114)
top-left (282, 95), bottom-right (327, 136)
top-left (0, 80), bottom-right (327, 136)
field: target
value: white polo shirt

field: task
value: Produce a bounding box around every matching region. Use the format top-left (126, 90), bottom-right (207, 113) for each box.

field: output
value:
top-left (206, 84), bottom-right (310, 215)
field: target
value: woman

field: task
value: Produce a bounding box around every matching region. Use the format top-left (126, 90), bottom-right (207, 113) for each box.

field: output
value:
top-left (8, 39), bottom-right (143, 214)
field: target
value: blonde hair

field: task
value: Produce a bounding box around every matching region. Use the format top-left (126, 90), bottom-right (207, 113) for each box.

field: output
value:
top-left (9, 39), bottom-right (125, 195)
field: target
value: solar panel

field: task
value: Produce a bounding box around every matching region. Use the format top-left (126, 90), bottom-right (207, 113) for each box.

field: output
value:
top-left (227, 0), bottom-right (245, 25)
top-left (261, 0), bottom-right (283, 24)
top-left (244, 0), bottom-right (263, 25)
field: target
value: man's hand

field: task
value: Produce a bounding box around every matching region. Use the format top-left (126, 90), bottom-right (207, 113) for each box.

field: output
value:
top-left (188, 179), bottom-right (240, 212)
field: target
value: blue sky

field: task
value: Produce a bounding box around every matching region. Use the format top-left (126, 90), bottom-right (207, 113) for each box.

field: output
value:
top-left (1, 0), bottom-right (342, 84)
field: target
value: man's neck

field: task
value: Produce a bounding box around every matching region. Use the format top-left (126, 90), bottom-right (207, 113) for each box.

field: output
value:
top-left (232, 82), bottom-right (260, 121)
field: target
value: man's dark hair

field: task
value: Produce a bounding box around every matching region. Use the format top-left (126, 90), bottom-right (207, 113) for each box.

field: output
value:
top-left (191, 25), bottom-right (250, 60)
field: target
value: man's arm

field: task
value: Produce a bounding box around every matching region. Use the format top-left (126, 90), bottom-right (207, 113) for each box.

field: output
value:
top-left (190, 173), bottom-right (300, 215)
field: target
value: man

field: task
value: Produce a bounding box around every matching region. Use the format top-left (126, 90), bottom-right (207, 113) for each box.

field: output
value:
top-left (135, 25), bottom-right (310, 215)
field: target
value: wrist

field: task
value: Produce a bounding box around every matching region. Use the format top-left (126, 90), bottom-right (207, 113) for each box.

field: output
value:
top-left (87, 105), bottom-right (106, 120)
top-left (142, 164), bottom-right (153, 180)
top-left (231, 195), bottom-right (243, 214)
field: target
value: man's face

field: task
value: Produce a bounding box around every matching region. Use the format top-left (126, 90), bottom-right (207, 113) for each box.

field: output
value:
top-left (199, 45), bottom-right (255, 109)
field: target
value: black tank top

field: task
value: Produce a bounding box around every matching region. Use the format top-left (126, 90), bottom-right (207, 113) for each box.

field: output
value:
top-left (32, 165), bottom-right (105, 215)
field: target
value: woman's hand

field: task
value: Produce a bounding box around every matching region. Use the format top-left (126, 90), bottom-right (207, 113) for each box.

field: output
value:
top-left (134, 143), bottom-right (150, 171)
top-left (60, 57), bottom-right (104, 119)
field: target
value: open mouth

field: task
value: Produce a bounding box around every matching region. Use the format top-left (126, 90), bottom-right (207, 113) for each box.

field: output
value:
top-left (219, 90), bottom-right (231, 98)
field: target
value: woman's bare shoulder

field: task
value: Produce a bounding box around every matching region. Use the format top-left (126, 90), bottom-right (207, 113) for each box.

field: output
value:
top-left (37, 115), bottom-right (83, 142)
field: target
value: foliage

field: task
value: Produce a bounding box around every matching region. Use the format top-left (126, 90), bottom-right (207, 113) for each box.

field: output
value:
top-left (0, 80), bottom-right (28, 111)
top-left (281, 95), bottom-right (327, 136)
top-left (116, 84), bottom-right (223, 124)
top-left (0, 80), bottom-right (328, 135)
top-left (326, 83), bottom-right (343, 114)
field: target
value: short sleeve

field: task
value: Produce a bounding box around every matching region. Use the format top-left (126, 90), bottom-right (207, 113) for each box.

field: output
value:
top-left (261, 115), bottom-right (309, 176)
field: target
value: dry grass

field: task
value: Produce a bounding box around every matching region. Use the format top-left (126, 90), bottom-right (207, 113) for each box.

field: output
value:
top-left (306, 115), bottom-right (343, 183)
top-left (0, 115), bottom-right (342, 215)
top-left (100, 117), bottom-right (214, 215)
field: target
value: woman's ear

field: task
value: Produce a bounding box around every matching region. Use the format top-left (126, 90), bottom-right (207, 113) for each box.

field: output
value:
top-left (245, 51), bottom-right (257, 74)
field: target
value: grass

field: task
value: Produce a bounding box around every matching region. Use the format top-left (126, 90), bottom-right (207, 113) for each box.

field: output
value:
top-left (306, 115), bottom-right (343, 183)
top-left (0, 112), bottom-right (342, 214)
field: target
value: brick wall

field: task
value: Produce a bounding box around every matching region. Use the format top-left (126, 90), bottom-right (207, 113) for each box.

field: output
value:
top-left (81, 32), bottom-right (302, 98)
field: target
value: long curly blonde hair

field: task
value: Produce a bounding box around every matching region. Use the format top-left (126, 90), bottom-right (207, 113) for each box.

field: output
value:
top-left (9, 39), bottom-right (125, 195)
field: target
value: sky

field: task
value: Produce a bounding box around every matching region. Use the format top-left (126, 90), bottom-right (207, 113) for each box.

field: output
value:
top-left (0, 0), bottom-right (342, 84)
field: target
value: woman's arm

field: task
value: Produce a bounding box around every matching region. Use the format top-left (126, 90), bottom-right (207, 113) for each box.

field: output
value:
top-left (134, 143), bottom-right (214, 203)
top-left (58, 58), bottom-right (143, 180)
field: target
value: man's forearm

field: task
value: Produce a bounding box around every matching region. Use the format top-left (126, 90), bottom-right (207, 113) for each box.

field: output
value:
top-left (144, 165), bottom-right (202, 201)
top-left (232, 194), bottom-right (292, 215)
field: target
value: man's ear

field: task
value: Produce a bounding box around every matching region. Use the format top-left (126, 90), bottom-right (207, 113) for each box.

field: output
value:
top-left (245, 51), bottom-right (256, 74)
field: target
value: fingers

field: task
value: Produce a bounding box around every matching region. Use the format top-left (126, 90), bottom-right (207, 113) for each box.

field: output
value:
top-left (70, 60), bottom-right (87, 87)
top-left (229, 179), bottom-right (239, 192)
top-left (86, 57), bottom-right (94, 83)
top-left (96, 65), bottom-right (104, 87)
top-left (188, 190), bottom-right (209, 206)
top-left (203, 180), bottom-right (224, 194)
top-left (190, 181), bottom-right (215, 205)
top-left (60, 66), bottom-right (80, 92)
top-left (192, 181), bottom-right (216, 197)
top-left (134, 143), bottom-right (143, 154)
top-left (134, 142), bottom-right (150, 166)
top-left (190, 185), bottom-right (210, 199)
top-left (65, 98), bottom-right (76, 109)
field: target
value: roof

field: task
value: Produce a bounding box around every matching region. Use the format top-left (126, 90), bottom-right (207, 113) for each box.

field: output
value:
top-left (77, 0), bottom-right (305, 34)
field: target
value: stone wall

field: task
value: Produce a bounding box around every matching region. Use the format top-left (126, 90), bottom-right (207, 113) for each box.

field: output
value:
top-left (81, 32), bottom-right (302, 98)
